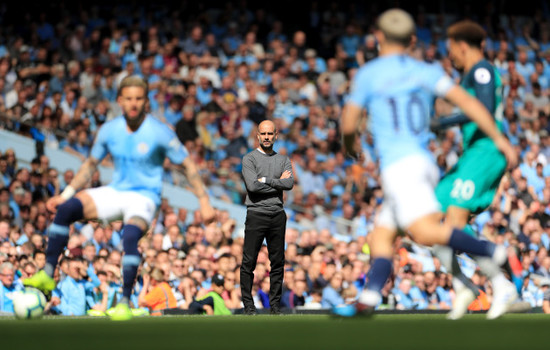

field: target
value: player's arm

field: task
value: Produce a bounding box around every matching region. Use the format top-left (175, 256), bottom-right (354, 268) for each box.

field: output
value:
top-left (47, 123), bottom-right (109, 212)
top-left (430, 112), bottom-right (470, 130)
top-left (444, 86), bottom-right (517, 168)
top-left (181, 157), bottom-right (209, 200)
top-left (182, 157), bottom-right (215, 224)
top-left (472, 66), bottom-right (496, 114)
top-left (164, 128), bottom-right (215, 224)
top-left (46, 156), bottom-right (100, 213)
top-left (241, 156), bottom-right (278, 194)
top-left (265, 157), bottom-right (294, 190)
top-left (68, 157), bottom-right (100, 192)
top-left (341, 103), bottom-right (362, 158)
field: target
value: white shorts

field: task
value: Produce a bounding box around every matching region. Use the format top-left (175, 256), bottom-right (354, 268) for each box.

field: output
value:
top-left (376, 154), bottom-right (441, 230)
top-left (85, 186), bottom-right (157, 225)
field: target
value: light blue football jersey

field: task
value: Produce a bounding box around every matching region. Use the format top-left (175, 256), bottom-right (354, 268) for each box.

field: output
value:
top-left (91, 115), bottom-right (188, 205)
top-left (348, 54), bottom-right (454, 170)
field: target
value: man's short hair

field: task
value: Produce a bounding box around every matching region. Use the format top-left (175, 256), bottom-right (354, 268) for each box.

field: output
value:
top-left (377, 9), bottom-right (415, 46)
top-left (212, 273), bottom-right (225, 286)
top-left (117, 75), bottom-right (148, 97)
top-left (0, 262), bottom-right (14, 272)
top-left (447, 20), bottom-right (486, 48)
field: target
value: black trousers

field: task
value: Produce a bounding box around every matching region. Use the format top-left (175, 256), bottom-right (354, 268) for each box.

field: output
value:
top-left (240, 209), bottom-right (286, 309)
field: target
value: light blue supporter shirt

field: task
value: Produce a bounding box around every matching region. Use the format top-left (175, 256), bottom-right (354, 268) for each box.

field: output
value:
top-left (347, 54), bottom-right (454, 170)
top-left (1, 283), bottom-right (19, 313)
top-left (53, 276), bottom-right (90, 316)
top-left (321, 286), bottom-right (345, 308)
top-left (91, 115), bottom-right (189, 205)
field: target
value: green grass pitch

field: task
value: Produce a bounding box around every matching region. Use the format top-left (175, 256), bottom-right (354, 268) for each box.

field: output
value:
top-left (1, 314), bottom-right (549, 350)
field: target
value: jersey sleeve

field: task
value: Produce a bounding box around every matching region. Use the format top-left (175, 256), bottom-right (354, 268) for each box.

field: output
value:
top-left (422, 63), bottom-right (455, 97)
top-left (162, 126), bottom-right (189, 164)
top-left (347, 67), bottom-right (371, 107)
top-left (471, 63), bottom-right (496, 114)
top-left (90, 124), bottom-right (109, 161)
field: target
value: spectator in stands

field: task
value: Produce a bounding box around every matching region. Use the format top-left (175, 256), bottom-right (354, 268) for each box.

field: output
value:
top-left (51, 258), bottom-right (89, 316)
top-left (283, 275), bottom-right (308, 309)
top-left (256, 275), bottom-right (270, 309)
top-left (0, 262), bottom-right (18, 313)
top-left (189, 273), bottom-right (231, 315)
top-left (321, 272), bottom-right (345, 308)
top-left (138, 267), bottom-right (177, 316)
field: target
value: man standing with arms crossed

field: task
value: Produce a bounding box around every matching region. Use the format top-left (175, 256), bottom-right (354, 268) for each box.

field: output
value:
top-left (24, 76), bottom-right (215, 321)
top-left (241, 120), bottom-right (294, 315)
top-left (337, 9), bottom-right (517, 318)
top-left (432, 20), bottom-right (519, 320)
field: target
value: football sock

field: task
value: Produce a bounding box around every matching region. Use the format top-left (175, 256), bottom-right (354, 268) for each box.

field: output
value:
top-left (365, 257), bottom-right (392, 293)
top-left (433, 245), bottom-right (479, 295)
top-left (475, 256), bottom-right (501, 279)
top-left (489, 272), bottom-right (509, 290)
top-left (122, 224), bottom-right (143, 302)
top-left (44, 198), bottom-right (84, 277)
top-left (448, 229), bottom-right (495, 258)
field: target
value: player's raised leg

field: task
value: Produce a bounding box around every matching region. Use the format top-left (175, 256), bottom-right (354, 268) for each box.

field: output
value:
top-left (434, 206), bottom-right (518, 320)
top-left (24, 187), bottom-right (98, 293)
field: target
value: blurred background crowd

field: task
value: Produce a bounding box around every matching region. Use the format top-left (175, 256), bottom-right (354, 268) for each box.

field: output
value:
top-left (2, 1), bottom-right (550, 315)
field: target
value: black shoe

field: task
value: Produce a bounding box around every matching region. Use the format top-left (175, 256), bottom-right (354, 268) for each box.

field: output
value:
top-left (270, 307), bottom-right (281, 315)
top-left (243, 307), bottom-right (257, 315)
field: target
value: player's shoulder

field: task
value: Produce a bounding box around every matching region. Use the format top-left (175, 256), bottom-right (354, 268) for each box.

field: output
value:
top-left (367, 55), bottom-right (440, 75)
top-left (146, 115), bottom-right (176, 137)
top-left (413, 57), bottom-right (445, 75)
top-left (359, 55), bottom-right (397, 74)
top-left (101, 115), bottom-right (125, 128)
top-left (146, 114), bottom-right (170, 129)
top-left (470, 60), bottom-right (495, 85)
top-left (96, 116), bottom-right (124, 136)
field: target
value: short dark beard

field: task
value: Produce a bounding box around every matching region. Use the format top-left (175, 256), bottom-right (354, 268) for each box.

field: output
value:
top-left (259, 143), bottom-right (274, 154)
top-left (124, 110), bottom-right (146, 131)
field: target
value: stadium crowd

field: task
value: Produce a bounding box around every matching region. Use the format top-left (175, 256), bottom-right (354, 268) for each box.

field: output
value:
top-left (2, 2), bottom-right (550, 315)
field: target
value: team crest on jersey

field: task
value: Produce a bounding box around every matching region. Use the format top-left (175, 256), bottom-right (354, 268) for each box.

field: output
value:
top-left (137, 142), bottom-right (149, 154)
top-left (474, 68), bottom-right (491, 84)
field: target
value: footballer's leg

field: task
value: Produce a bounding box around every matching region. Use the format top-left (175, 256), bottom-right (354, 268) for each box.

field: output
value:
top-left (24, 191), bottom-right (96, 293)
top-left (112, 193), bottom-right (155, 321)
top-left (110, 215), bottom-right (147, 321)
top-left (334, 226), bottom-right (396, 317)
top-left (357, 226), bottom-right (396, 311)
top-left (433, 206), bottom-right (479, 319)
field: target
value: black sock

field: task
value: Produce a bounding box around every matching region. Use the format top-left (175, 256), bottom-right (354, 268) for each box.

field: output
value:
top-left (448, 229), bottom-right (495, 258)
top-left (121, 224), bottom-right (143, 301)
top-left (365, 257), bottom-right (392, 293)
